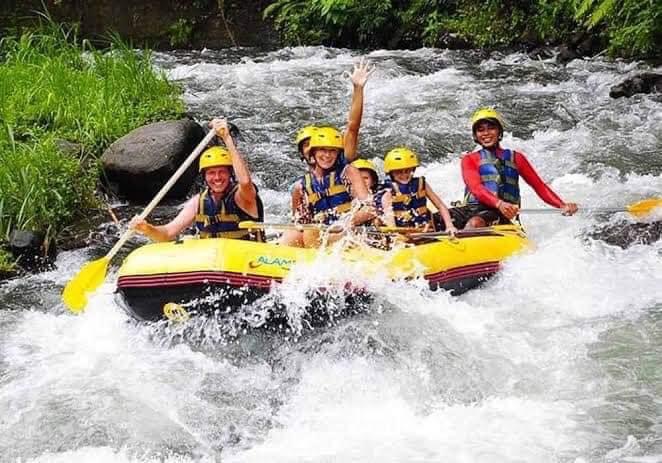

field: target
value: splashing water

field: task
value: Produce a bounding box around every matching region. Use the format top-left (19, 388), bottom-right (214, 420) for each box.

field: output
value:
top-left (1, 47), bottom-right (661, 462)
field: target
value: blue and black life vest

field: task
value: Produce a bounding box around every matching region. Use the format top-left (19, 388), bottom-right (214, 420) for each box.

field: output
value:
top-left (194, 185), bottom-right (264, 241)
top-left (302, 165), bottom-right (352, 225)
top-left (464, 148), bottom-right (520, 206)
top-left (372, 184), bottom-right (389, 215)
top-left (389, 177), bottom-right (432, 228)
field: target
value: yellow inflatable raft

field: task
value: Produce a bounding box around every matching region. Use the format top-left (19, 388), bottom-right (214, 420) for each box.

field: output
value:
top-left (115, 225), bottom-right (530, 321)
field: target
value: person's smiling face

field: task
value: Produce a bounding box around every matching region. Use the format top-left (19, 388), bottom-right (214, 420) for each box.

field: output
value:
top-left (313, 147), bottom-right (340, 170)
top-left (391, 168), bottom-right (414, 184)
top-left (474, 120), bottom-right (501, 148)
top-left (204, 166), bottom-right (232, 195)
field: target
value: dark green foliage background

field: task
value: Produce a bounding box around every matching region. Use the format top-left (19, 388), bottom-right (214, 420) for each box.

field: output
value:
top-left (264, 0), bottom-right (661, 58)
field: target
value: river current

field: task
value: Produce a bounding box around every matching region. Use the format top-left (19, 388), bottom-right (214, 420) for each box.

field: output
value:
top-left (1, 47), bottom-right (661, 462)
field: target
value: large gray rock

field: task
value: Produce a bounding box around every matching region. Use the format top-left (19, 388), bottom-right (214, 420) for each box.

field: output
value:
top-left (101, 119), bottom-right (205, 201)
top-left (610, 73), bottom-right (662, 98)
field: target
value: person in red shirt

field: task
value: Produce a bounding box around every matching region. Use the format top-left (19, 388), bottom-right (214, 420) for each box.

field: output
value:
top-left (452, 108), bottom-right (578, 229)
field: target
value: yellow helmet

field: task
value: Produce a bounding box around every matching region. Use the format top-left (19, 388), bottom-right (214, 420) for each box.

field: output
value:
top-left (295, 125), bottom-right (318, 148)
top-left (383, 147), bottom-right (419, 173)
top-left (351, 158), bottom-right (379, 187)
top-left (471, 107), bottom-right (505, 132)
top-left (351, 158), bottom-right (377, 175)
top-left (199, 146), bottom-right (232, 172)
top-left (308, 127), bottom-right (344, 151)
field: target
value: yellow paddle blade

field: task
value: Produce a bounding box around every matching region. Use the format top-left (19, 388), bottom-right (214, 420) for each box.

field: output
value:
top-left (627, 198), bottom-right (662, 217)
top-left (62, 257), bottom-right (110, 313)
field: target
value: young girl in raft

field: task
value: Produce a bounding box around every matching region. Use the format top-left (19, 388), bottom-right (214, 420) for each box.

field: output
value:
top-left (383, 147), bottom-right (457, 235)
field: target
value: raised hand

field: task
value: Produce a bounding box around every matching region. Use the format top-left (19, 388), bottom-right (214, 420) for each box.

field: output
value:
top-left (209, 118), bottom-right (231, 142)
top-left (348, 57), bottom-right (376, 88)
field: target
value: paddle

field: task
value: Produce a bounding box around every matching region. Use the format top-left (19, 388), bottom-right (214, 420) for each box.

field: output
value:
top-left (406, 227), bottom-right (503, 239)
top-left (238, 221), bottom-right (327, 232)
top-left (238, 220), bottom-right (422, 234)
top-left (520, 198), bottom-right (662, 219)
top-left (62, 128), bottom-right (218, 313)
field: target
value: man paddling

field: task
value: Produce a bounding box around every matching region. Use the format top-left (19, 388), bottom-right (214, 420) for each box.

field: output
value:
top-left (453, 108), bottom-right (578, 229)
top-left (130, 118), bottom-right (264, 241)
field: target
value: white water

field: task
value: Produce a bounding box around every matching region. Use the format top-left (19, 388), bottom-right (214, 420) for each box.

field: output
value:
top-left (1, 48), bottom-right (662, 462)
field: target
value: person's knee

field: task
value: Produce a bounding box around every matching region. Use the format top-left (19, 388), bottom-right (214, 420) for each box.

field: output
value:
top-left (466, 216), bottom-right (487, 229)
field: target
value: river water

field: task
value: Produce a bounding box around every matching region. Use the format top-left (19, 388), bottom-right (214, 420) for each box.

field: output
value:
top-left (1, 47), bottom-right (661, 462)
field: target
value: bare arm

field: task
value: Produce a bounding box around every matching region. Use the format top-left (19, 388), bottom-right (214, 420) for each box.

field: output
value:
top-left (290, 181), bottom-right (310, 223)
top-left (343, 58), bottom-right (375, 162)
top-left (209, 118), bottom-right (259, 217)
top-left (380, 190), bottom-right (395, 227)
top-left (130, 196), bottom-right (198, 242)
top-left (344, 165), bottom-right (370, 201)
top-left (426, 183), bottom-right (457, 232)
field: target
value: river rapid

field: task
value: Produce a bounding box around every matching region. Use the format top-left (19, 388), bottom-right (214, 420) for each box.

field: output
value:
top-left (1, 47), bottom-right (661, 462)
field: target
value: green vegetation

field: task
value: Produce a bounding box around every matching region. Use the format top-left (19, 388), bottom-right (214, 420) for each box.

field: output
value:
top-left (168, 18), bottom-right (194, 47)
top-left (264, 0), bottom-right (661, 58)
top-left (0, 19), bottom-right (185, 250)
top-left (0, 248), bottom-right (16, 273)
top-left (575, 0), bottom-right (661, 57)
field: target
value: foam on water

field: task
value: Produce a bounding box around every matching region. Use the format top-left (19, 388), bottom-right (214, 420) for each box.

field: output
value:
top-left (2, 47), bottom-right (661, 462)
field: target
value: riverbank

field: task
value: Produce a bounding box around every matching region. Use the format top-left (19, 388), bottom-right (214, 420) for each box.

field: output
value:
top-left (1, 45), bottom-right (661, 462)
top-left (264, 0), bottom-right (660, 60)
top-left (0, 21), bottom-right (185, 274)
top-left (2, 1), bottom-right (659, 59)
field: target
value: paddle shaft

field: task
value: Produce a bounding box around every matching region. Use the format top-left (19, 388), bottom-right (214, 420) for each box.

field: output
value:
top-left (239, 221), bottom-right (421, 234)
top-left (105, 129), bottom-right (217, 261)
top-left (406, 227), bottom-right (497, 239)
top-left (240, 222), bottom-right (326, 231)
top-left (520, 207), bottom-right (627, 214)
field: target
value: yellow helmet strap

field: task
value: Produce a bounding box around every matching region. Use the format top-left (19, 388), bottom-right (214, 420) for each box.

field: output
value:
top-left (299, 138), bottom-right (317, 166)
top-left (298, 138), bottom-right (309, 157)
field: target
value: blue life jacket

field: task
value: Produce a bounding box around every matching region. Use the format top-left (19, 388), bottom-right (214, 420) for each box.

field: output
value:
top-left (372, 184), bottom-right (389, 215)
top-left (464, 148), bottom-right (520, 206)
top-left (302, 165), bottom-right (352, 225)
top-left (194, 185), bottom-right (264, 240)
top-left (389, 177), bottom-right (432, 228)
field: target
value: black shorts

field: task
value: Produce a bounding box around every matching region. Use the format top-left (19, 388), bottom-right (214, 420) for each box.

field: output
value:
top-left (444, 205), bottom-right (511, 229)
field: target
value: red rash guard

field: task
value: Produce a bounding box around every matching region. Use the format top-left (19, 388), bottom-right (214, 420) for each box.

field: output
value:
top-left (461, 147), bottom-right (565, 209)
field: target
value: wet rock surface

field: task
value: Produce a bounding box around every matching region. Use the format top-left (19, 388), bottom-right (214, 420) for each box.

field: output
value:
top-left (556, 32), bottom-right (605, 64)
top-left (609, 73), bottom-right (662, 98)
top-left (589, 221), bottom-right (662, 248)
top-left (101, 119), bottom-right (205, 201)
top-left (8, 230), bottom-right (56, 272)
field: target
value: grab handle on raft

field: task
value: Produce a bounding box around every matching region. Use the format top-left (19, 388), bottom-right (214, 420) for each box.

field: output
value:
top-left (62, 128), bottom-right (218, 314)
